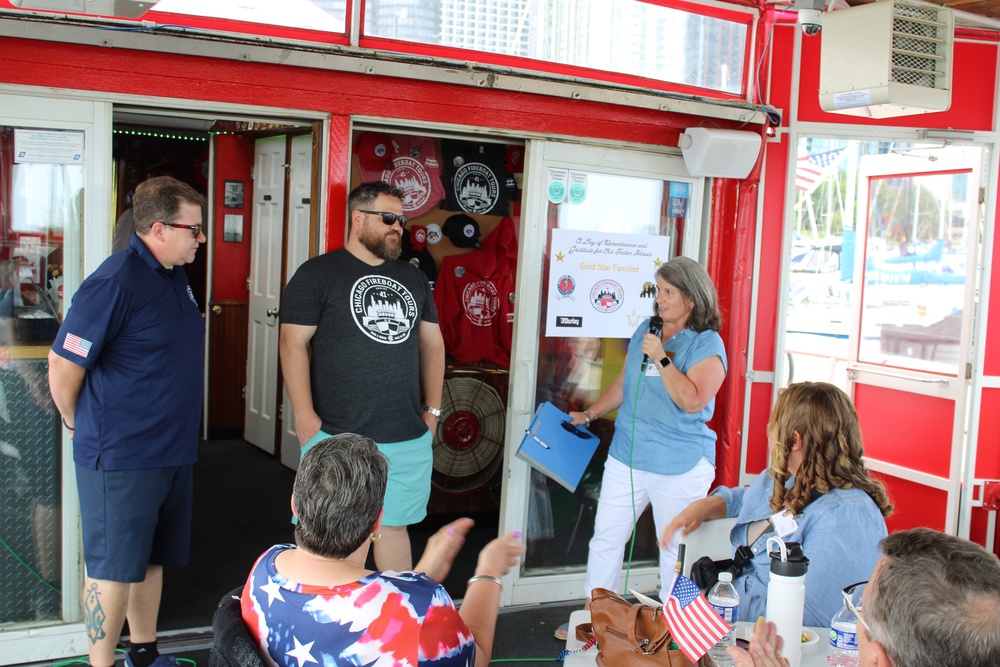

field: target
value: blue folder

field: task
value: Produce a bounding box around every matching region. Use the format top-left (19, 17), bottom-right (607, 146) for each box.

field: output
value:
top-left (516, 402), bottom-right (600, 493)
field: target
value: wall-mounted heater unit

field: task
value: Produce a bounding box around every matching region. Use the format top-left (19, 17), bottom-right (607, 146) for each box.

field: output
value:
top-left (819, 0), bottom-right (953, 118)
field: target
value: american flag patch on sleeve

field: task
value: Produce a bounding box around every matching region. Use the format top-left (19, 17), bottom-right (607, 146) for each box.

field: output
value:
top-left (63, 333), bottom-right (93, 359)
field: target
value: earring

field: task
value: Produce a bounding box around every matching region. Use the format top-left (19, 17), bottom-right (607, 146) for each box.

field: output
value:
top-left (370, 531), bottom-right (382, 543)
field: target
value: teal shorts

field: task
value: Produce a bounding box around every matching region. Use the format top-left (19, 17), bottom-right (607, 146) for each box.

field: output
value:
top-left (301, 429), bottom-right (433, 527)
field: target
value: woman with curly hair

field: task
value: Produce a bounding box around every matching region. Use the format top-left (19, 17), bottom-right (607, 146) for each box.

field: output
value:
top-left (662, 381), bottom-right (892, 627)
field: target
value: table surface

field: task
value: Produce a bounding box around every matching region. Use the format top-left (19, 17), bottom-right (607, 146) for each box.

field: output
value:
top-left (563, 610), bottom-right (832, 667)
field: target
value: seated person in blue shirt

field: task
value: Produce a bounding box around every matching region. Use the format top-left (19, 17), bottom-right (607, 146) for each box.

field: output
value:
top-left (662, 381), bottom-right (893, 627)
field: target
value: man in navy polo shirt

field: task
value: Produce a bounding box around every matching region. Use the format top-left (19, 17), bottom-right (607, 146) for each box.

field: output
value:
top-left (48, 176), bottom-right (206, 667)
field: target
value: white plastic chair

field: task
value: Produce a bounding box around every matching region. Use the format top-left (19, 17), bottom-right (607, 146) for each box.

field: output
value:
top-left (678, 517), bottom-right (738, 578)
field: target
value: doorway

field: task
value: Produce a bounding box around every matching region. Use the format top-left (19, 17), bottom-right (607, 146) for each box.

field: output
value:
top-left (109, 109), bottom-right (321, 630)
top-left (778, 136), bottom-right (987, 538)
top-left (503, 140), bottom-right (705, 605)
top-left (109, 111), bottom-right (318, 446)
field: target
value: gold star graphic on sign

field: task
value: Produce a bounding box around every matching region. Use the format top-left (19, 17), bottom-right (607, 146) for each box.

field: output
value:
top-left (627, 310), bottom-right (642, 327)
top-left (556, 251), bottom-right (565, 262)
top-left (653, 257), bottom-right (663, 267)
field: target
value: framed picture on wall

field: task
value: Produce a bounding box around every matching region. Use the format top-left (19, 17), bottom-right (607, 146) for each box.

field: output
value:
top-left (224, 180), bottom-right (244, 208)
top-left (224, 214), bottom-right (244, 243)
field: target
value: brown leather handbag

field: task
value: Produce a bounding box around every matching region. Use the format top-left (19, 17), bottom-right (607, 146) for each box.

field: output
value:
top-left (586, 588), bottom-right (696, 667)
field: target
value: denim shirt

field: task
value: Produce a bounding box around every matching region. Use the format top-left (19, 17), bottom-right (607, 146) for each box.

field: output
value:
top-left (712, 471), bottom-right (887, 627)
top-left (608, 323), bottom-right (727, 475)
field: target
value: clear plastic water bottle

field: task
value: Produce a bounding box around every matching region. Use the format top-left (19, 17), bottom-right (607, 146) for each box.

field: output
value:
top-left (707, 571), bottom-right (739, 667)
top-left (829, 596), bottom-right (861, 667)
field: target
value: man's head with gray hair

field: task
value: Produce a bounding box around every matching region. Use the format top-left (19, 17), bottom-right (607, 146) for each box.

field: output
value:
top-left (862, 527), bottom-right (1000, 667)
top-left (292, 433), bottom-right (388, 559)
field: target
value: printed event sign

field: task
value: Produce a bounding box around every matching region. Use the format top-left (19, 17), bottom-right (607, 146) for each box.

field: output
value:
top-left (546, 229), bottom-right (672, 338)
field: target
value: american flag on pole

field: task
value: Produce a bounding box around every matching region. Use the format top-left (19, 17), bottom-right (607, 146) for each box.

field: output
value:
top-left (62, 333), bottom-right (93, 359)
top-left (663, 574), bottom-right (730, 663)
top-left (796, 148), bottom-right (845, 195)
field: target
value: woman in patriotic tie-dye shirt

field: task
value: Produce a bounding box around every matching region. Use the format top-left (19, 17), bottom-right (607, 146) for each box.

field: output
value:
top-left (242, 433), bottom-right (524, 667)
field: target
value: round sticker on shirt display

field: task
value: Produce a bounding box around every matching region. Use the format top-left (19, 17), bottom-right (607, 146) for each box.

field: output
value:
top-left (350, 276), bottom-right (418, 344)
top-left (426, 224), bottom-right (443, 244)
top-left (454, 266), bottom-right (466, 278)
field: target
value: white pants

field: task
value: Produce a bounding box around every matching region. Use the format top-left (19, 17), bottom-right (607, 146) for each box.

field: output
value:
top-left (584, 455), bottom-right (716, 601)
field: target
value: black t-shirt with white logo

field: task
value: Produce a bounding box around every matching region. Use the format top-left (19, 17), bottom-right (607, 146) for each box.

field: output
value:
top-left (281, 248), bottom-right (438, 443)
top-left (441, 139), bottom-right (518, 217)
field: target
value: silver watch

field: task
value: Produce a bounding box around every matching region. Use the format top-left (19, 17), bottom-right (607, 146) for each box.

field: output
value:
top-left (655, 357), bottom-right (671, 370)
top-left (422, 405), bottom-right (443, 418)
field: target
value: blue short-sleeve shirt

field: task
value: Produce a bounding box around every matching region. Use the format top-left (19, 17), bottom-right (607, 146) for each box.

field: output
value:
top-left (608, 321), bottom-right (727, 475)
top-left (712, 472), bottom-right (887, 627)
top-left (52, 234), bottom-right (205, 470)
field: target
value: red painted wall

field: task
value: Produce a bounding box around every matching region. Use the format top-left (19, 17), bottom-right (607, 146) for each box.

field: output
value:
top-left (212, 134), bottom-right (254, 301)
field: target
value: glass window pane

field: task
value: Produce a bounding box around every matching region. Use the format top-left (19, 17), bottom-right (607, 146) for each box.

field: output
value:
top-left (783, 137), bottom-right (980, 387)
top-left (364, 0), bottom-right (748, 94)
top-left (0, 126), bottom-right (77, 623)
top-left (860, 170), bottom-right (971, 373)
top-left (11, 0), bottom-right (347, 33)
top-left (149, 0), bottom-right (346, 31)
top-left (526, 172), bottom-right (685, 573)
top-left (783, 137), bottom-right (854, 389)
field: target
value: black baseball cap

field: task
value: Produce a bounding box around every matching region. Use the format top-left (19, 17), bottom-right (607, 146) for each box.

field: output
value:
top-left (443, 213), bottom-right (482, 249)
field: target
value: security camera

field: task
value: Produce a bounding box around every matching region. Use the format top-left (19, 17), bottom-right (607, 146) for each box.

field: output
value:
top-left (797, 8), bottom-right (823, 36)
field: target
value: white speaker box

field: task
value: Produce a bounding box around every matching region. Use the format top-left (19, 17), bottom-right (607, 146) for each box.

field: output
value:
top-left (679, 128), bottom-right (762, 179)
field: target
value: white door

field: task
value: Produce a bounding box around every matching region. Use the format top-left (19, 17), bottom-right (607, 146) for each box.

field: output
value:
top-left (848, 146), bottom-right (983, 536)
top-left (244, 135), bottom-right (286, 452)
top-left (774, 137), bottom-right (985, 537)
top-left (501, 140), bottom-right (704, 605)
top-left (280, 133), bottom-right (315, 470)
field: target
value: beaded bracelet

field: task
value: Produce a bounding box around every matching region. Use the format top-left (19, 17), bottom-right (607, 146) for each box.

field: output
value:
top-left (62, 417), bottom-right (74, 431)
top-left (467, 575), bottom-right (503, 589)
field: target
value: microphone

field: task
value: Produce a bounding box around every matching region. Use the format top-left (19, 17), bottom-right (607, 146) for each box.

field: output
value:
top-left (642, 315), bottom-right (664, 368)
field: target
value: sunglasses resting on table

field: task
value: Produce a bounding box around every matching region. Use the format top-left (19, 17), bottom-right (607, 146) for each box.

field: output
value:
top-left (360, 210), bottom-right (409, 228)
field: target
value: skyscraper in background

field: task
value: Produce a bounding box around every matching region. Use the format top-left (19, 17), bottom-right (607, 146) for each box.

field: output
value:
top-left (339, 0), bottom-right (745, 95)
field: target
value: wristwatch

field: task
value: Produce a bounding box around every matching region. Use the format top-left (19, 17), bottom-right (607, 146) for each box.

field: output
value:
top-left (422, 405), bottom-right (443, 418)
top-left (655, 357), bottom-right (671, 370)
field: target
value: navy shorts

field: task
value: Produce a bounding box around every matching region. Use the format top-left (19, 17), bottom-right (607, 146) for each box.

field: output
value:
top-left (76, 463), bottom-right (193, 583)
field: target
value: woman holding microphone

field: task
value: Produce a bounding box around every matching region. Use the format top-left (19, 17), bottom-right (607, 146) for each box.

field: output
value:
top-left (558, 257), bottom-right (726, 636)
